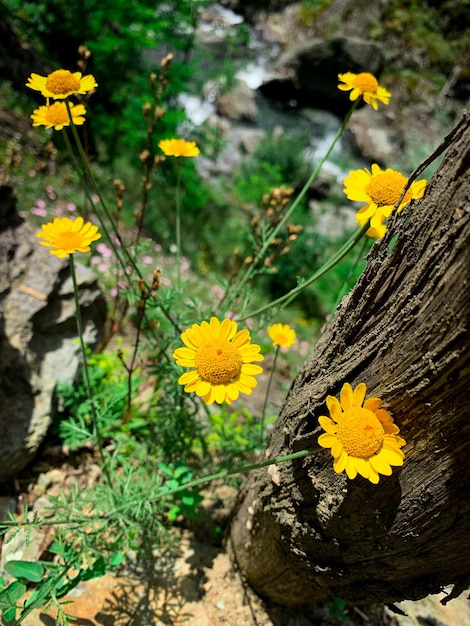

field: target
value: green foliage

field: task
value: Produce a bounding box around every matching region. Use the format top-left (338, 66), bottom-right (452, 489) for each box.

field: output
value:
top-left (234, 132), bottom-right (310, 205)
top-left (0, 5), bottom-right (441, 619)
top-left (55, 350), bottom-right (141, 449)
top-left (2, 0), bottom-right (211, 156)
top-left (0, 549), bottom-right (112, 625)
top-left (205, 408), bottom-right (265, 469)
top-left (158, 463), bottom-right (205, 521)
top-left (298, 0), bottom-right (334, 27)
top-left (370, 0), bottom-right (470, 93)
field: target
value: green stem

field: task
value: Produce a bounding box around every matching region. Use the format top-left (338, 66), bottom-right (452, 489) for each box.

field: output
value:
top-left (175, 159), bottom-right (182, 291)
top-left (158, 446), bottom-right (320, 498)
top-left (225, 100), bottom-right (359, 307)
top-left (238, 222), bottom-right (369, 321)
top-left (61, 127), bottom-right (127, 274)
top-left (69, 254), bottom-right (113, 491)
top-left (61, 116), bottom-right (181, 336)
top-left (260, 345), bottom-right (280, 442)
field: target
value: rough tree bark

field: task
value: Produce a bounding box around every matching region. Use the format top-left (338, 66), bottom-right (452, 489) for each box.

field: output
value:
top-left (230, 114), bottom-right (470, 606)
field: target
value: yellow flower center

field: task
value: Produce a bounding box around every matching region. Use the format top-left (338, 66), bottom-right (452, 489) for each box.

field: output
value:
top-left (54, 231), bottom-right (84, 250)
top-left (353, 72), bottom-right (379, 94)
top-left (365, 171), bottom-right (411, 206)
top-left (195, 339), bottom-right (242, 384)
top-left (45, 102), bottom-right (69, 125)
top-left (336, 407), bottom-right (385, 458)
top-left (45, 70), bottom-right (80, 95)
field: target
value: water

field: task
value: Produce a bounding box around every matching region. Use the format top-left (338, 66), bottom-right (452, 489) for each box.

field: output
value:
top-left (178, 3), bottom-right (360, 178)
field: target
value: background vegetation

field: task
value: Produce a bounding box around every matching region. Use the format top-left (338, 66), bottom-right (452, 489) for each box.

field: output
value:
top-left (0, 1), bottom-right (468, 623)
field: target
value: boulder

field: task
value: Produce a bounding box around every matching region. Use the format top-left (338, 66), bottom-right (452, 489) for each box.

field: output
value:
top-left (259, 36), bottom-right (384, 114)
top-left (0, 185), bottom-right (106, 481)
top-left (216, 79), bottom-right (259, 122)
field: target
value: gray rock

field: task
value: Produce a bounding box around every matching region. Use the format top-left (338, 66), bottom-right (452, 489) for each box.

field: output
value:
top-left (216, 79), bottom-right (259, 122)
top-left (347, 106), bottom-right (401, 165)
top-left (260, 36), bottom-right (384, 114)
top-left (0, 188), bottom-right (106, 481)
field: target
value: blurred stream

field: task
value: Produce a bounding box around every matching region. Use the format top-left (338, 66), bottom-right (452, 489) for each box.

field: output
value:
top-left (177, 2), bottom-right (360, 179)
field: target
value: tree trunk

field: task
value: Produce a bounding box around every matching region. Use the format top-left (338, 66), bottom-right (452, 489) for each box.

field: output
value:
top-left (230, 114), bottom-right (470, 607)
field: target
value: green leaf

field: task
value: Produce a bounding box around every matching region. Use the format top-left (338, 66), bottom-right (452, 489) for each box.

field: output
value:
top-left (5, 560), bottom-right (44, 583)
top-left (80, 557), bottom-right (107, 582)
top-left (2, 605), bottom-right (17, 622)
top-left (110, 551), bottom-right (126, 567)
top-left (0, 580), bottom-right (27, 606)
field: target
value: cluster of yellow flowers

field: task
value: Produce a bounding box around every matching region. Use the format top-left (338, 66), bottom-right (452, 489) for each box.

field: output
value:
top-left (30, 67), bottom-right (409, 484)
top-left (27, 69), bottom-right (97, 130)
top-left (338, 71), bottom-right (427, 237)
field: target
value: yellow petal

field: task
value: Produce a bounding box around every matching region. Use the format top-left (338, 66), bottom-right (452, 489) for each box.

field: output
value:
top-left (232, 329), bottom-right (250, 348)
top-left (178, 370), bottom-right (199, 386)
top-left (241, 363), bottom-right (263, 376)
top-left (326, 395), bottom-right (342, 422)
top-left (352, 382), bottom-right (366, 407)
top-left (318, 433), bottom-right (337, 449)
top-left (340, 383), bottom-right (353, 410)
top-left (318, 416), bottom-right (336, 433)
top-left (370, 454), bottom-right (392, 475)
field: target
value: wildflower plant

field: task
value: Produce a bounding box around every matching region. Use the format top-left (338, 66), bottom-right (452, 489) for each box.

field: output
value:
top-left (318, 383), bottom-right (406, 483)
top-left (0, 60), bottom-right (421, 624)
top-left (343, 164), bottom-right (427, 237)
top-left (337, 71), bottom-right (391, 110)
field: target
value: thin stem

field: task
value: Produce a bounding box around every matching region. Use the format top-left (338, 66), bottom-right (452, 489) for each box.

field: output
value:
top-left (158, 446), bottom-right (320, 497)
top-left (238, 222), bottom-right (369, 321)
top-left (69, 254), bottom-right (113, 491)
top-left (260, 345), bottom-right (280, 443)
top-left (62, 114), bottom-right (181, 336)
top-left (175, 159), bottom-right (182, 291)
top-left (225, 100), bottom-right (359, 308)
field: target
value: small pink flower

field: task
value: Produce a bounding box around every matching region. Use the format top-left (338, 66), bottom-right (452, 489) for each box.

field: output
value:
top-left (91, 256), bottom-right (101, 266)
top-left (66, 202), bottom-right (76, 212)
top-left (91, 195), bottom-right (99, 205)
top-left (142, 255), bottom-right (153, 265)
top-left (154, 243), bottom-right (162, 252)
top-left (110, 287), bottom-right (118, 297)
top-left (28, 170), bottom-right (36, 178)
top-left (96, 243), bottom-right (112, 258)
top-left (31, 207), bottom-right (48, 217)
top-left (98, 262), bottom-right (110, 272)
top-left (53, 206), bottom-right (63, 215)
top-left (37, 199), bottom-right (46, 209)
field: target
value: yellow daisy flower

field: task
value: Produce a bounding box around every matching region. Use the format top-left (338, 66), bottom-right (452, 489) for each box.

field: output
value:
top-left (344, 164), bottom-right (427, 237)
top-left (26, 69), bottom-right (97, 99)
top-left (318, 382), bottom-right (406, 484)
top-left (337, 72), bottom-right (391, 110)
top-left (173, 317), bottom-right (264, 405)
top-left (158, 138), bottom-right (200, 157)
top-left (31, 101), bottom-right (87, 131)
top-left (36, 216), bottom-right (101, 258)
top-left (267, 323), bottom-right (296, 349)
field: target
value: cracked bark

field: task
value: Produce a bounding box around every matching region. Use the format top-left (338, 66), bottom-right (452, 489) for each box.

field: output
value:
top-left (230, 114), bottom-right (470, 606)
